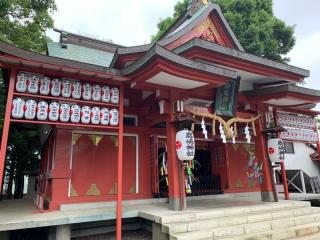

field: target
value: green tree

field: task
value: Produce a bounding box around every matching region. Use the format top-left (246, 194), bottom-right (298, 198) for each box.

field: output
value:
top-left (151, 0), bottom-right (295, 63)
top-left (0, 0), bottom-right (57, 52)
top-left (0, 0), bottom-right (56, 199)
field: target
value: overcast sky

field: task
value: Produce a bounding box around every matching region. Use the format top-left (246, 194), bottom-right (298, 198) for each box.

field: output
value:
top-left (47, 0), bottom-right (320, 106)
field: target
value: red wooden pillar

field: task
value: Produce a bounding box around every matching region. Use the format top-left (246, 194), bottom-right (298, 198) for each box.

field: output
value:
top-left (255, 117), bottom-right (277, 202)
top-left (280, 161), bottom-right (289, 200)
top-left (0, 69), bottom-right (16, 190)
top-left (166, 110), bottom-right (186, 211)
top-left (116, 84), bottom-right (124, 240)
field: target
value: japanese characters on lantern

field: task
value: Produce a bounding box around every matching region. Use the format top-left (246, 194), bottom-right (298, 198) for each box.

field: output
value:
top-left (267, 138), bottom-right (285, 163)
top-left (12, 72), bottom-right (120, 127)
top-left (176, 130), bottom-right (195, 161)
top-left (277, 111), bottom-right (319, 143)
top-left (15, 72), bottom-right (120, 105)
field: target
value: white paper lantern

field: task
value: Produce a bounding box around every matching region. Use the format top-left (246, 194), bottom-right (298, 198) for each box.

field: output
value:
top-left (48, 102), bottom-right (59, 122)
top-left (110, 87), bottom-right (119, 104)
top-left (109, 108), bottom-right (119, 126)
top-left (72, 81), bottom-right (82, 99)
top-left (25, 100), bottom-right (37, 120)
top-left (101, 86), bottom-right (110, 103)
top-left (59, 104), bottom-right (70, 122)
top-left (12, 98), bottom-right (25, 119)
top-left (175, 130), bottom-right (195, 161)
top-left (15, 73), bottom-right (27, 93)
top-left (92, 84), bottom-right (101, 101)
top-left (70, 105), bottom-right (81, 123)
top-left (267, 138), bottom-right (285, 163)
top-left (82, 83), bottom-right (92, 100)
top-left (51, 79), bottom-right (61, 97)
top-left (61, 80), bottom-right (72, 98)
top-left (37, 101), bottom-right (48, 121)
top-left (81, 106), bottom-right (91, 124)
top-left (100, 108), bottom-right (110, 125)
top-left (27, 74), bottom-right (39, 94)
top-left (91, 107), bottom-right (101, 125)
top-left (39, 77), bottom-right (51, 95)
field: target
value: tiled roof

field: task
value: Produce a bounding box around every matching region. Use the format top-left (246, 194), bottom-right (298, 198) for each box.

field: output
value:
top-left (47, 42), bottom-right (114, 67)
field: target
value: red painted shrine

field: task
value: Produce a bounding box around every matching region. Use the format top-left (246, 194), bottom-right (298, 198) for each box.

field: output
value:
top-left (0, 1), bottom-right (320, 238)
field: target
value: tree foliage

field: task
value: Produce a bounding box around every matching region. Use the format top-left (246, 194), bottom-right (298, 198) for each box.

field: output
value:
top-left (0, 0), bottom-right (56, 198)
top-left (151, 0), bottom-right (295, 63)
top-left (0, 0), bottom-right (57, 52)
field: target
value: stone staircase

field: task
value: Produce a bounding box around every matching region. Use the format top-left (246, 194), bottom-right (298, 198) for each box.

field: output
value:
top-left (157, 201), bottom-right (320, 240)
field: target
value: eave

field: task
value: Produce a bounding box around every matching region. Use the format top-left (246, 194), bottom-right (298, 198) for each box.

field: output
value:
top-left (121, 44), bottom-right (237, 91)
top-left (0, 40), bottom-right (125, 82)
top-left (174, 38), bottom-right (309, 82)
top-left (244, 85), bottom-right (320, 109)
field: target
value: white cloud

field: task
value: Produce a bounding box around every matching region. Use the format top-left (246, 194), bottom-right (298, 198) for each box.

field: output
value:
top-left (48, 0), bottom-right (177, 46)
top-left (288, 32), bottom-right (320, 69)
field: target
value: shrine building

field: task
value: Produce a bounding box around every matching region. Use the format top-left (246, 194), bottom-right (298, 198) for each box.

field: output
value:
top-left (0, 1), bottom-right (320, 239)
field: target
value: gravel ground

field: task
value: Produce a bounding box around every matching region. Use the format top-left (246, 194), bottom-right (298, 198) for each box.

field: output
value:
top-left (73, 230), bottom-right (152, 240)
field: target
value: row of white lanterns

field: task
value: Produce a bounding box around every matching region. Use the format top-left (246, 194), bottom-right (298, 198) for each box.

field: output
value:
top-left (15, 72), bottom-right (120, 104)
top-left (280, 127), bottom-right (319, 142)
top-left (11, 98), bottom-right (119, 126)
top-left (277, 112), bottom-right (316, 129)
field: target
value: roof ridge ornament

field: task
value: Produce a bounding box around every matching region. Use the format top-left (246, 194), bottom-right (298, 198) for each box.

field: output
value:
top-left (187, 0), bottom-right (209, 17)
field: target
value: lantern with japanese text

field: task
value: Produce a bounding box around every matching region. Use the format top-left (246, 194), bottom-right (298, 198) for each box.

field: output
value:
top-left (70, 105), bottom-right (81, 123)
top-left (109, 108), bottom-right (119, 126)
top-left (91, 107), bottom-right (101, 125)
top-left (12, 98), bottom-right (25, 119)
top-left (25, 100), bottom-right (37, 120)
top-left (51, 79), bottom-right (61, 97)
top-left (37, 101), bottom-right (48, 121)
top-left (48, 102), bottom-right (59, 122)
top-left (27, 74), bottom-right (39, 94)
top-left (81, 106), bottom-right (91, 124)
top-left (92, 84), bottom-right (101, 101)
top-left (110, 87), bottom-right (119, 104)
top-left (176, 130), bottom-right (195, 161)
top-left (101, 86), bottom-right (110, 103)
top-left (82, 83), bottom-right (92, 100)
top-left (100, 108), bottom-right (110, 125)
top-left (72, 81), bottom-right (82, 99)
top-left (39, 77), bottom-right (51, 95)
top-left (16, 73), bottom-right (27, 92)
top-left (267, 138), bottom-right (285, 162)
top-left (59, 104), bottom-right (70, 122)
top-left (61, 80), bottom-right (72, 98)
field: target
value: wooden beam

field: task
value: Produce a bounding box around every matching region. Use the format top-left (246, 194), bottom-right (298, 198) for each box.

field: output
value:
top-left (0, 68), bottom-right (16, 189)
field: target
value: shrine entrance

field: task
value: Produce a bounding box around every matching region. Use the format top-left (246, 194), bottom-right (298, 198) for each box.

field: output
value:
top-left (152, 137), bottom-right (223, 198)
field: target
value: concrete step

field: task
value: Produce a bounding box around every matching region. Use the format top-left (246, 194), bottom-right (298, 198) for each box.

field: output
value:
top-left (290, 231), bottom-right (320, 239)
top-left (171, 221), bottom-right (320, 240)
top-left (161, 201), bottom-right (311, 225)
top-left (219, 222), bottom-right (320, 240)
top-left (163, 206), bottom-right (320, 234)
top-left (169, 230), bottom-right (213, 240)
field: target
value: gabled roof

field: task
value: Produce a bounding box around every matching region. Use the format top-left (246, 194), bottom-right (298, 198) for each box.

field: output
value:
top-left (121, 44), bottom-right (236, 79)
top-left (174, 38), bottom-right (310, 79)
top-left (47, 42), bottom-right (114, 67)
top-left (0, 40), bottom-right (120, 78)
top-left (158, 3), bottom-right (244, 51)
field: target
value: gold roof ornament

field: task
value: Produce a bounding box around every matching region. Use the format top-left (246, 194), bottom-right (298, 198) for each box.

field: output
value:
top-left (188, 0), bottom-right (209, 17)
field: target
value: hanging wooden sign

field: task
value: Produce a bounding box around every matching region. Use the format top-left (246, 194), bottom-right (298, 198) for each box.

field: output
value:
top-left (214, 78), bottom-right (240, 117)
